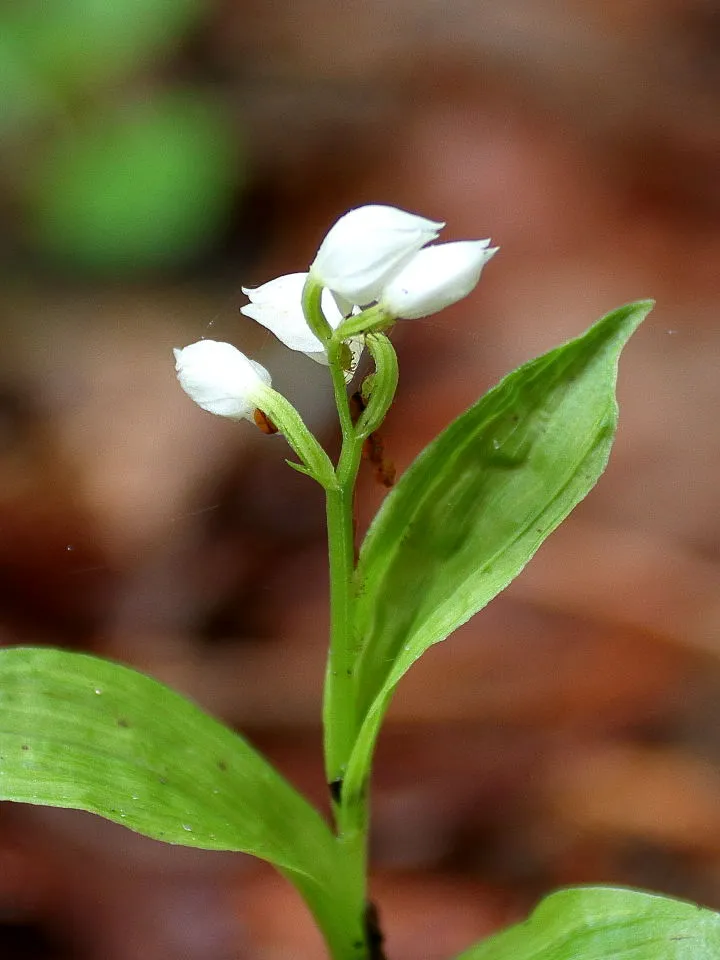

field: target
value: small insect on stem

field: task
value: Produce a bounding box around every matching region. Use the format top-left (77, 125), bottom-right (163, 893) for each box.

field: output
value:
top-left (253, 408), bottom-right (279, 434)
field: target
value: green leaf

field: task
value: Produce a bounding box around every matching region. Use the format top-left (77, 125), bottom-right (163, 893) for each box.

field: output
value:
top-left (345, 301), bottom-right (653, 801)
top-left (454, 886), bottom-right (720, 960)
top-left (0, 647), bottom-right (368, 957)
top-left (0, 647), bottom-right (331, 870)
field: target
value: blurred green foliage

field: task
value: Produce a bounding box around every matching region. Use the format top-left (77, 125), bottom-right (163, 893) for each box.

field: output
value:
top-left (32, 96), bottom-right (238, 273)
top-left (0, 0), bottom-right (243, 275)
top-left (4, 0), bottom-right (201, 95)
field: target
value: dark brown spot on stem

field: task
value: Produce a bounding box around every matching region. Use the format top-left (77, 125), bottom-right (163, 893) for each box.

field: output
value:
top-left (364, 901), bottom-right (387, 960)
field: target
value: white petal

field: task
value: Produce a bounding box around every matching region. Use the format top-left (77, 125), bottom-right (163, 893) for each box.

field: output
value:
top-left (381, 240), bottom-right (497, 320)
top-left (241, 273), bottom-right (345, 353)
top-left (311, 204), bottom-right (444, 304)
top-left (174, 340), bottom-right (271, 420)
top-left (304, 350), bottom-right (330, 366)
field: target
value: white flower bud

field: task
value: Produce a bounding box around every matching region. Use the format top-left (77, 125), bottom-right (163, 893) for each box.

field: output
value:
top-left (310, 204), bottom-right (444, 304)
top-left (173, 340), bottom-right (272, 421)
top-left (380, 240), bottom-right (498, 320)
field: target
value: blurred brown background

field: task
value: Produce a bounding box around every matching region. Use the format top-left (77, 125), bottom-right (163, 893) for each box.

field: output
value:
top-left (0, 0), bottom-right (719, 957)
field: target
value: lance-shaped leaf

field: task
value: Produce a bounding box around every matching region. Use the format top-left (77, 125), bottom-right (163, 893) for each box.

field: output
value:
top-left (454, 886), bottom-right (720, 960)
top-left (0, 647), bottom-right (335, 881)
top-left (344, 301), bottom-right (652, 804)
top-left (0, 647), bottom-right (369, 958)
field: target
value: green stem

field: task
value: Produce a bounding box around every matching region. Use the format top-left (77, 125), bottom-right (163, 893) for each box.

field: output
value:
top-left (303, 286), bottom-right (396, 959)
top-left (323, 340), bottom-right (364, 788)
top-left (287, 866), bottom-right (367, 960)
top-left (322, 339), bottom-right (371, 958)
top-left (323, 462), bottom-right (371, 959)
top-left (301, 274), bottom-right (364, 793)
top-left (328, 340), bottom-right (356, 447)
top-left (323, 476), bottom-right (359, 788)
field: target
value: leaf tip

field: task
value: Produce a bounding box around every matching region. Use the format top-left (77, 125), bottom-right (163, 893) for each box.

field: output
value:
top-left (588, 298), bottom-right (655, 356)
top-left (633, 297), bottom-right (656, 318)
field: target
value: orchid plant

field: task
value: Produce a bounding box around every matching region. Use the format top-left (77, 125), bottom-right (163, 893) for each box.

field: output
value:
top-left (1, 205), bottom-right (718, 959)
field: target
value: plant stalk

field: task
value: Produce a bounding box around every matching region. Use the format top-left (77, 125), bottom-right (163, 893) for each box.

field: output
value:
top-left (323, 338), bottom-right (366, 791)
top-left (321, 336), bottom-right (375, 959)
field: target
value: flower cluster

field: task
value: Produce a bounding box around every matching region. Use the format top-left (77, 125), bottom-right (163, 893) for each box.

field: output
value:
top-left (174, 204), bottom-right (497, 430)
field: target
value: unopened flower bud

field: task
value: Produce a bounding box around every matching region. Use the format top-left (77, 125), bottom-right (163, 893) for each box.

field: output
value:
top-left (380, 240), bottom-right (498, 320)
top-left (310, 204), bottom-right (444, 304)
top-left (174, 340), bottom-right (272, 421)
top-left (174, 341), bottom-right (337, 487)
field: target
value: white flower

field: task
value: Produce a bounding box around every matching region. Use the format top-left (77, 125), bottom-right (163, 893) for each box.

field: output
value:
top-left (241, 273), bottom-right (363, 381)
top-left (310, 204), bottom-right (444, 304)
top-left (241, 273), bottom-right (342, 354)
top-left (239, 208), bottom-right (495, 375)
top-left (380, 240), bottom-right (498, 320)
top-left (174, 340), bottom-right (272, 421)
